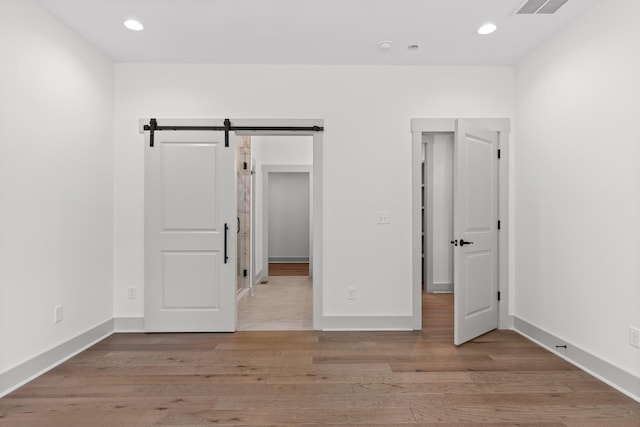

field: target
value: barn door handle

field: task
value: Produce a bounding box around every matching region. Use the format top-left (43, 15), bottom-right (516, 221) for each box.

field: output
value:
top-left (459, 239), bottom-right (474, 246)
top-left (224, 223), bottom-right (229, 264)
top-left (237, 217), bottom-right (240, 234)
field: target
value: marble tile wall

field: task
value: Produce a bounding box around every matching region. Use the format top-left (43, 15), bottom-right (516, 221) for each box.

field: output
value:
top-left (236, 136), bottom-right (251, 291)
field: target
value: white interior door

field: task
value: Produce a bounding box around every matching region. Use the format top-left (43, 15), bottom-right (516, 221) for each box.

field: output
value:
top-left (145, 130), bottom-right (236, 332)
top-left (454, 120), bottom-right (499, 345)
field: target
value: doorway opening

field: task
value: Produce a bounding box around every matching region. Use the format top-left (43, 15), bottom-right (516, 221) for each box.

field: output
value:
top-left (420, 132), bottom-right (456, 340)
top-left (422, 133), bottom-right (454, 295)
top-left (142, 118), bottom-right (323, 333)
top-left (237, 135), bottom-right (314, 331)
top-left (412, 118), bottom-right (511, 344)
top-left (267, 171), bottom-right (311, 276)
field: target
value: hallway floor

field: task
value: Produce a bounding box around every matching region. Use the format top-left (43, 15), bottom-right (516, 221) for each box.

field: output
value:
top-left (237, 275), bottom-right (312, 331)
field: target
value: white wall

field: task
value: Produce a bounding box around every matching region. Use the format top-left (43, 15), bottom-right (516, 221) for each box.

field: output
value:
top-left (268, 173), bottom-right (311, 260)
top-left (260, 135), bottom-right (313, 165)
top-left (113, 64), bottom-right (513, 321)
top-left (0, 0), bottom-right (114, 373)
top-left (515, 0), bottom-right (640, 377)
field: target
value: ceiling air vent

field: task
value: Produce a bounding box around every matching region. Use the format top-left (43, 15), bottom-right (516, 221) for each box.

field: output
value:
top-left (515, 0), bottom-right (569, 15)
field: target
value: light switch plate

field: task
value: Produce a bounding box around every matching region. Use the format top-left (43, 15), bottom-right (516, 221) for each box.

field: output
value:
top-left (630, 327), bottom-right (640, 348)
top-left (54, 305), bottom-right (63, 323)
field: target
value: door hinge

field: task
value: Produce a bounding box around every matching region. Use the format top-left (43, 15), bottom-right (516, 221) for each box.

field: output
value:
top-left (243, 269), bottom-right (248, 278)
top-left (497, 149), bottom-right (501, 159)
top-left (497, 220), bottom-right (501, 230)
top-left (243, 161), bottom-right (248, 170)
top-left (498, 291), bottom-right (501, 301)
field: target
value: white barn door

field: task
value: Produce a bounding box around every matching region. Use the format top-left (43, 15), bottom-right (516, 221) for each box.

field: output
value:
top-left (454, 120), bottom-right (499, 345)
top-left (145, 130), bottom-right (236, 332)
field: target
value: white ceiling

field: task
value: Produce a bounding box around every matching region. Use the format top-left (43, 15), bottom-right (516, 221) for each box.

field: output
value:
top-left (35, 0), bottom-right (599, 65)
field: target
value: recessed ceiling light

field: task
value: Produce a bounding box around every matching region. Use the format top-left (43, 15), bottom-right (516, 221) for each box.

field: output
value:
top-left (378, 41), bottom-right (393, 51)
top-left (124, 19), bottom-right (144, 31)
top-left (477, 23), bottom-right (497, 35)
top-left (407, 44), bottom-right (419, 51)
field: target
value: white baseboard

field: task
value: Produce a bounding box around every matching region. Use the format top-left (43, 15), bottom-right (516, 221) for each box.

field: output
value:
top-left (114, 316), bottom-right (145, 332)
top-left (0, 318), bottom-right (113, 398)
top-left (252, 270), bottom-right (264, 288)
top-left (428, 282), bottom-right (453, 293)
top-left (321, 315), bottom-right (415, 331)
top-left (513, 317), bottom-right (640, 403)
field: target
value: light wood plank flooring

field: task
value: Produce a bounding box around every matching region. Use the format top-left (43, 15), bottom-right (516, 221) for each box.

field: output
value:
top-left (1, 293), bottom-right (639, 426)
top-left (237, 276), bottom-right (312, 331)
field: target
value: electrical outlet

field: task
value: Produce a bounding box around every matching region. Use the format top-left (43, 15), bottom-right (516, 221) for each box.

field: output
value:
top-left (347, 287), bottom-right (356, 301)
top-left (54, 305), bottom-right (63, 323)
top-left (127, 287), bottom-right (137, 300)
top-left (630, 327), bottom-right (640, 348)
top-left (377, 211), bottom-right (390, 224)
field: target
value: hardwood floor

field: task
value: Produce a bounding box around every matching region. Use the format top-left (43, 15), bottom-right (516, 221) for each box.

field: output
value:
top-left (1, 293), bottom-right (639, 426)
top-left (268, 262), bottom-right (309, 276)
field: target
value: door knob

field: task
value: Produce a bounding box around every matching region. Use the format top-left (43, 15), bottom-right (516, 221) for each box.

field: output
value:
top-left (459, 239), bottom-right (474, 246)
top-left (450, 240), bottom-right (458, 246)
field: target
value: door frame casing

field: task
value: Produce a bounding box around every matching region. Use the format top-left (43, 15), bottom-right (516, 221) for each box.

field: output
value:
top-left (411, 118), bottom-right (511, 331)
top-left (139, 118), bottom-right (324, 331)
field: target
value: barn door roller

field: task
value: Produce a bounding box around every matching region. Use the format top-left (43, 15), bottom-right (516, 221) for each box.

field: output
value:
top-left (143, 118), bottom-right (324, 147)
